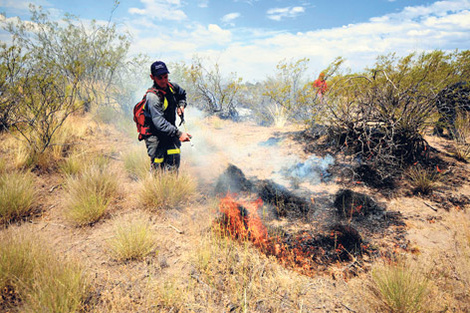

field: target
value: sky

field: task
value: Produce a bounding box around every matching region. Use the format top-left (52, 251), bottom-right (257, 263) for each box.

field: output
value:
top-left (1, 0), bottom-right (470, 82)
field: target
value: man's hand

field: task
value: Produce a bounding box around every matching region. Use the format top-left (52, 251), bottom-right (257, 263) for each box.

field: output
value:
top-left (179, 132), bottom-right (192, 142)
top-left (177, 106), bottom-right (185, 117)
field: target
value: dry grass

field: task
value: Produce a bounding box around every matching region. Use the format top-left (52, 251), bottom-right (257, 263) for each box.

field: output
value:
top-left (64, 162), bottom-right (119, 226)
top-left (367, 259), bottom-right (430, 313)
top-left (267, 102), bottom-right (289, 128)
top-left (427, 210), bottom-right (470, 312)
top-left (148, 229), bottom-right (320, 312)
top-left (123, 145), bottom-right (150, 180)
top-left (106, 211), bottom-right (158, 261)
top-left (0, 227), bottom-right (88, 312)
top-left (0, 170), bottom-right (36, 224)
top-left (406, 164), bottom-right (441, 195)
top-left (138, 171), bottom-right (197, 211)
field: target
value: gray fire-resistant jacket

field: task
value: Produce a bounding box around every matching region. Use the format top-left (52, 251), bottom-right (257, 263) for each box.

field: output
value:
top-left (143, 82), bottom-right (187, 139)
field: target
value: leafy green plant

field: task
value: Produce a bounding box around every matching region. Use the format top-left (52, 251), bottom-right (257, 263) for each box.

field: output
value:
top-left (64, 164), bottom-right (118, 226)
top-left (0, 227), bottom-right (88, 312)
top-left (138, 171), bottom-right (196, 211)
top-left (106, 213), bottom-right (157, 261)
top-left (0, 170), bottom-right (36, 224)
top-left (370, 260), bottom-right (429, 313)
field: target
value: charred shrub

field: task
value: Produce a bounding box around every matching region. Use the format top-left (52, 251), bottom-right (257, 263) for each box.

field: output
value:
top-left (323, 54), bottom-right (442, 187)
top-left (257, 179), bottom-right (312, 218)
top-left (334, 189), bottom-right (382, 219)
top-left (435, 81), bottom-right (470, 138)
top-left (214, 164), bottom-right (253, 195)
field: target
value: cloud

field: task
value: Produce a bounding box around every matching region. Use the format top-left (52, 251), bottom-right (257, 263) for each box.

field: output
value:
top-left (267, 6), bottom-right (305, 21)
top-left (128, 0), bottom-right (187, 21)
top-left (221, 12), bottom-right (241, 26)
top-left (198, 0), bottom-right (209, 8)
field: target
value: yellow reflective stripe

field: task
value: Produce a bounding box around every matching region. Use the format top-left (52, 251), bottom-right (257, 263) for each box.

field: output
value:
top-left (163, 98), bottom-right (168, 110)
top-left (167, 148), bottom-right (180, 155)
top-left (154, 157), bottom-right (164, 164)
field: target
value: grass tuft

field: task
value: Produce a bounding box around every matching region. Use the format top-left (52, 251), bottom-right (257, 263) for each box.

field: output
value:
top-left (138, 171), bottom-right (196, 211)
top-left (406, 164), bottom-right (441, 195)
top-left (0, 171), bottom-right (36, 224)
top-left (64, 163), bottom-right (118, 226)
top-left (369, 259), bottom-right (429, 313)
top-left (123, 146), bottom-right (150, 180)
top-left (0, 227), bottom-right (88, 312)
top-left (106, 212), bottom-right (157, 261)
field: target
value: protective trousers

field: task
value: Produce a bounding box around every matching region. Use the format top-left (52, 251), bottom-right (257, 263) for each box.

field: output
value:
top-left (144, 135), bottom-right (181, 172)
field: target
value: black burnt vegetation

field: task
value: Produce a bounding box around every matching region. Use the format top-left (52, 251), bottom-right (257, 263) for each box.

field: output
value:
top-left (305, 51), bottom-right (470, 193)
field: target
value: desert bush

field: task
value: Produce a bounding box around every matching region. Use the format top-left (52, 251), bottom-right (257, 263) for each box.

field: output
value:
top-left (448, 112), bottom-right (470, 162)
top-left (106, 212), bottom-right (157, 261)
top-left (64, 163), bottom-right (118, 226)
top-left (188, 56), bottom-right (242, 118)
top-left (138, 171), bottom-right (196, 211)
top-left (369, 259), bottom-right (430, 313)
top-left (406, 163), bottom-right (441, 195)
top-left (0, 170), bottom-right (36, 224)
top-left (123, 146), bottom-right (149, 180)
top-left (0, 227), bottom-right (88, 312)
top-left (325, 52), bottom-right (455, 186)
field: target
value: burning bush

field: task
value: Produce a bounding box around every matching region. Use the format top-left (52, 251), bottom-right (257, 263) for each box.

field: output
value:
top-left (215, 194), bottom-right (369, 277)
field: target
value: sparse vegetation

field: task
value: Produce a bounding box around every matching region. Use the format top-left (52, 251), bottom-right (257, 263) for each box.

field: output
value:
top-left (1, 5), bottom-right (470, 311)
top-left (0, 170), bottom-right (36, 224)
top-left (138, 171), bottom-right (196, 211)
top-left (64, 163), bottom-right (118, 226)
top-left (0, 227), bottom-right (88, 312)
top-left (406, 164), bottom-right (441, 195)
top-left (369, 259), bottom-right (430, 313)
top-left (123, 146), bottom-right (150, 180)
top-left (106, 212), bottom-right (157, 261)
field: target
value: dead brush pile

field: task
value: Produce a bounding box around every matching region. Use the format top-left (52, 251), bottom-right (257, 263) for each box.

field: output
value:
top-left (323, 54), bottom-right (450, 189)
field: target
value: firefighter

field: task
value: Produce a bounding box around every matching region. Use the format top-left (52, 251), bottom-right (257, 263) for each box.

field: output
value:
top-left (143, 61), bottom-right (191, 171)
top-left (312, 72), bottom-right (328, 101)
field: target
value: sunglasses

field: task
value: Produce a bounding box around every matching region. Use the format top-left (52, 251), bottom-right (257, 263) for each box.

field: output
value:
top-left (155, 74), bottom-right (168, 80)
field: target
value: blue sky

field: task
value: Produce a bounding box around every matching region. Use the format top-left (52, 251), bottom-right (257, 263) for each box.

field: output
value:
top-left (1, 0), bottom-right (470, 82)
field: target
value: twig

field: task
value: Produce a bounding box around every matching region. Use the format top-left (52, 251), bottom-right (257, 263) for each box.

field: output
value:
top-left (423, 201), bottom-right (438, 212)
top-left (168, 224), bottom-right (184, 234)
top-left (341, 303), bottom-right (357, 312)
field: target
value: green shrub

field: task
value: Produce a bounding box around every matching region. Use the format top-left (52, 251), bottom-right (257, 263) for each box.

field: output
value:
top-left (0, 171), bottom-right (36, 224)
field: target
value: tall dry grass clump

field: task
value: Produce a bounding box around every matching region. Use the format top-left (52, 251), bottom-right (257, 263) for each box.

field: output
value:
top-left (0, 170), bottom-right (36, 224)
top-left (406, 163), bottom-right (441, 195)
top-left (0, 227), bottom-right (88, 312)
top-left (138, 171), bottom-right (196, 210)
top-left (368, 259), bottom-right (430, 313)
top-left (64, 162), bottom-right (119, 226)
top-left (106, 212), bottom-right (157, 261)
top-left (123, 146), bottom-right (150, 180)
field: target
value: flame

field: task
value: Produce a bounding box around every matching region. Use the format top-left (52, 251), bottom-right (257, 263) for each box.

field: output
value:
top-left (216, 194), bottom-right (367, 277)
